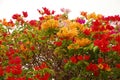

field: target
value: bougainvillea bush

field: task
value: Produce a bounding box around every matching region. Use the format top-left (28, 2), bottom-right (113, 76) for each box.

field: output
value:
top-left (0, 7), bottom-right (120, 80)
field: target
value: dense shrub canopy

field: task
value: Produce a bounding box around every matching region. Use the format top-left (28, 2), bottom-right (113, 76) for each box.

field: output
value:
top-left (0, 7), bottom-right (120, 80)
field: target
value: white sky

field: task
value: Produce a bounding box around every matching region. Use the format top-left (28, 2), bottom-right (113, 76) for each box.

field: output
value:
top-left (0, 0), bottom-right (120, 20)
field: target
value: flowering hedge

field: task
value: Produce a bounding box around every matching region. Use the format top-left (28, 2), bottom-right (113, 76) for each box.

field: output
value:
top-left (0, 7), bottom-right (120, 80)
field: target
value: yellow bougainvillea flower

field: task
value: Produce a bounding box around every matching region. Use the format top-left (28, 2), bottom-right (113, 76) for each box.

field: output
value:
top-left (57, 27), bottom-right (78, 39)
top-left (74, 38), bottom-right (91, 47)
top-left (41, 19), bottom-right (59, 29)
top-left (44, 15), bottom-right (51, 20)
top-left (67, 43), bottom-right (79, 50)
top-left (87, 12), bottom-right (97, 20)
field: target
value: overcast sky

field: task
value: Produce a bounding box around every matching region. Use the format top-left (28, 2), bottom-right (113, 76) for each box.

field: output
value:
top-left (0, 0), bottom-right (120, 20)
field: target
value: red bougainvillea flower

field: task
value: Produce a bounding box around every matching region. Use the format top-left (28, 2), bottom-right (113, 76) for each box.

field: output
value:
top-left (11, 64), bottom-right (22, 75)
top-left (39, 62), bottom-right (48, 69)
top-left (91, 20), bottom-right (101, 31)
top-left (112, 44), bottom-right (120, 53)
top-left (35, 73), bottom-right (50, 80)
top-left (83, 55), bottom-right (90, 60)
top-left (6, 66), bottom-right (11, 73)
top-left (63, 59), bottom-right (68, 63)
top-left (31, 46), bottom-right (35, 51)
top-left (6, 64), bottom-right (22, 75)
top-left (106, 24), bottom-right (114, 30)
top-left (94, 39), bottom-right (110, 52)
top-left (0, 66), bottom-right (4, 76)
top-left (39, 16), bottom-right (44, 21)
top-left (83, 29), bottom-right (91, 35)
top-left (6, 77), bottom-right (26, 80)
top-left (116, 64), bottom-right (120, 68)
top-left (86, 63), bottom-right (99, 72)
top-left (70, 56), bottom-right (78, 63)
top-left (42, 73), bottom-right (51, 80)
top-left (93, 71), bottom-right (99, 77)
top-left (6, 47), bottom-right (16, 57)
top-left (6, 77), bottom-right (16, 80)
top-left (77, 55), bottom-right (83, 61)
top-left (29, 20), bottom-right (37, 26)
top-left (37, 9), bottom-right (44, 15)
top-left (86, 63), bottom-right (99, 76)
top-left (34, 62), bottom-right (48, 70)
top-left (115, 35), bottom-right (120, 44)
top-left (28, 78), bottom-right (33, 80)
top-left (102, 63), bottom-right (111, 71)
top-left (22, 11), bottom-right (28, 18)
top-left (0, 40), bottom-right (2, 45)
top-left (54, 41), bottom-right (62, 47)
top-left (103, 15), bottom-right (120, 21)
top-left (42, 7), bottom-right (50, 15)
top-left (12, 13), bottom-right (21, 19)
top-left (51, 10), bottom-right (55, 14)
top-left (98, 57), bottom-right (104, 63)
top-left (9, 56), bottom-right (21, 64)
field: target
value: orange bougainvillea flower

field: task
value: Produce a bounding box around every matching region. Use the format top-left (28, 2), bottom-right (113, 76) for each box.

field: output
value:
top-left (41, 19), bottom-right (59, 29)
top-left (20, 44), bottom-right (27, 51)
top-left (80, 11), bottom-right (87, 17)
top-left (2, 18), bottom-right (15, 27)
top-left (98, 64), bottom-right (104, 69)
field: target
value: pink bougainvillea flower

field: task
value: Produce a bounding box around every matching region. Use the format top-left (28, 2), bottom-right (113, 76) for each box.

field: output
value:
top-left (60, 8), bottom-right (71, 14)
top-left (76, 18), bottom-right (85, 24)
top-left (22, 11), bottom-right (28, 18)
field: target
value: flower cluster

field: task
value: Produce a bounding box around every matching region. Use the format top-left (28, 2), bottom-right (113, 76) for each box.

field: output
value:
top-left (0, 7), bottom-right (120, 80)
